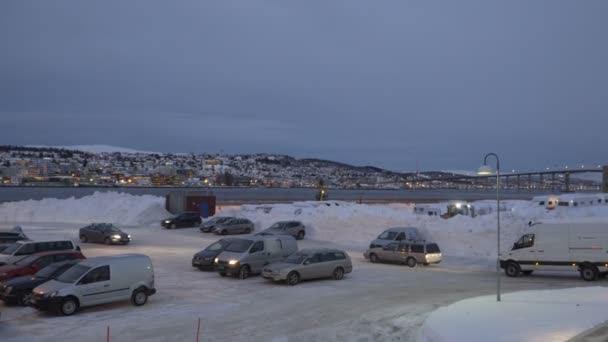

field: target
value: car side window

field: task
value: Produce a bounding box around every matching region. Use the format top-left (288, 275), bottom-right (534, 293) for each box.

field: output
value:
top-left (319, 252), bottom-right (334, 262)
top-left (15, 243), bottom-right (35, 255)
top-left (513, 234), bottom-right (535, 250)
top-left (395, 232), bottom-right (406, 241)
top-left (307, 254), bottom-right (321, 264)
top-left (333, 252), bottom-right (346, 260)
top-left (384, 243), bottom-right (398, 251)
top-left (80, 265), bottom-right (110, 284)
top-left (34, 256), bottom-right (54, 268)
top-left (250, 241), bottom-right (264, 253)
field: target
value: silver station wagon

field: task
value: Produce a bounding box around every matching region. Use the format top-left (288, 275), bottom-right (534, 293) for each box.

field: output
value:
top-left (364, 241), bottom-right (442, 267)
top-left (262, 248), bottom-right (352, 285)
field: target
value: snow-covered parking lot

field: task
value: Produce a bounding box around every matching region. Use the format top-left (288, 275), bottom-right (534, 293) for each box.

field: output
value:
top-left (2, 193), bottom-right (608, 341)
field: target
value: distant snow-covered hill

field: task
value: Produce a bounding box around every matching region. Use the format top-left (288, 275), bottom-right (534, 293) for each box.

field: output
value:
top-left (29, 144), bottom-right (157, 154)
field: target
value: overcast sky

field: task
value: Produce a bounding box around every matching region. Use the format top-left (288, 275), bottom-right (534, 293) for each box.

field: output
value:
top-left (1, 1), bottom-right (607, 172)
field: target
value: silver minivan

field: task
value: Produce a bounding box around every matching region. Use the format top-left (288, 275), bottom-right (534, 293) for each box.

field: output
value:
top-left (368, 227), bottom-right (421, 249)
top-left (214, 235), bottom-right (298, 279)
top-left (30, 254), bottom-right (156, 315)
top-left (0, 240), bottom-right (79, 266)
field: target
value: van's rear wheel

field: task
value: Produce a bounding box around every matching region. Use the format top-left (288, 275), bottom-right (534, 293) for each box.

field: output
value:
top-left (581, 265), bottom-right (599, 281)
top-left (132, 288), bottom-right (148, 306)
top-left (369, 253), bottom-right (378, 263)
top-left (406, 257), bottom-right (417, 268)
top-left (60, 297), bottom-right (79, 316)
top-left (505, 262), bottom-right (521, 277)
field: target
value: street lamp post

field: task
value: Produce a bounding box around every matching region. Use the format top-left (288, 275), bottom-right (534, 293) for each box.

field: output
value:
top-left (478, 153), bottom-right (501, 302)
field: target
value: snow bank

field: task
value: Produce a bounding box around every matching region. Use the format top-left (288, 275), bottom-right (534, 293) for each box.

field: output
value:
top-left (418, 287), bottom-right (608, 342)
top-left (0, 191), bottom-right (170, 226)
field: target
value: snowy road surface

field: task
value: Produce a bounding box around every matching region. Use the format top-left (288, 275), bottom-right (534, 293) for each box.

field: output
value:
top-left (0, 223), bottom-right (603, 342)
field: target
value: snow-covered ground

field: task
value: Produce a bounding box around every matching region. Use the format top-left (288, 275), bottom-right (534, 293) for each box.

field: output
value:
top-left (1, 193), bottom-right (608, 341)
top-left (418, 287), bottom-right (608, 342)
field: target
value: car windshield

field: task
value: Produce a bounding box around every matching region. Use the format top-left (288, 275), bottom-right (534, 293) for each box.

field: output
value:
top-left (205, 241), bottom-right (226, 251)
top-left (35, 263), bottom-right (64, 278)
top-left (285, 253), bottom-right (308, 264)
top-left (224, 239), bottom-right (253, 253)
top-left (268, 222), bottom-right (285, 229)
top-left (56, 264), bottom-right (91, 283)
top-left (14, 254), bottom-right (38, 266)
top-left (104, 226), bottom-right (121, 232)
top-left (378, 231), bottom-right (398, 240)
top-left (1, 243), bottom-right (20, 255)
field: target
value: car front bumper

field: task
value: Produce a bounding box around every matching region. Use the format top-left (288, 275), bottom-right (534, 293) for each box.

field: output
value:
top-left (192, 258), bottom-right (215, 270)
top-left (261, 271), bottom-right (286, 281)
top-left (29, 294), bottom-right (64, 311)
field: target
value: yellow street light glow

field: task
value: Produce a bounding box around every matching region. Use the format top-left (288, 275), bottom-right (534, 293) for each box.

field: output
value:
top-left (477, 164), bottom-right (494, 175)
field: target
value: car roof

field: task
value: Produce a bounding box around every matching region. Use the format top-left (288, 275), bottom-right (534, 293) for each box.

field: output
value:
top-left (15, 239), bottom-right (73, 245)
top-left (386, 227), bottom-right (418, 232)
top-left (29, 250), bottom-right (82, 257)
top-left (78, 253), bottom-right (149, 267)
top-left (298, 248), bottom-right (344, 254)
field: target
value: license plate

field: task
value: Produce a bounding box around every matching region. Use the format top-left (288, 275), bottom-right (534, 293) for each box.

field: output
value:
top-left (217, 266), bottom-right (226, 271)
top-left (193, 261), bottom-right (201, 265)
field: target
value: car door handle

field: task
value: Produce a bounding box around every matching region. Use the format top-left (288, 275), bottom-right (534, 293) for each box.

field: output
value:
top-left (103, 284), bottom-right (110, 287)
top-left (537, 250), bottom-right (544, 253)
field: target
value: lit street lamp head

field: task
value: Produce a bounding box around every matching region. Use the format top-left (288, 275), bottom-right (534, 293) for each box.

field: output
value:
top-left (477, 164), bottom-right (494, 175)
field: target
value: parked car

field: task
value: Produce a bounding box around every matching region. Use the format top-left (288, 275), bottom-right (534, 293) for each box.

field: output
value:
top-left (262, 248), bottom-right (352, 285)
top-left (213, 218), bottom-right (255, 235)
top-left (0, 250), bottom-right (85, 282)
top-left (368, 227), bottom-right (421, 249)
top-left (0, 240), bottom-right (80, 266)
top-left (30, 254), bottom-right (156, 316)
top-left (200, 216), bottom-right (235, 233)
top-left (0, 226), bottom-right (29, 244)
top-left (262, 221), bottom-right (306, 240)
top-left (192, 238), bottom-right (237, 271)
top-left (0, 260), bottom-right (81, 306)
top-left (79, 223), bottom-right (131, 245)
top-left (364, 241), bottom-right (441, 267)
top-left (161, 212), bottom-right (202, 229)
top-left (214, 235), bottom-right (298, 279)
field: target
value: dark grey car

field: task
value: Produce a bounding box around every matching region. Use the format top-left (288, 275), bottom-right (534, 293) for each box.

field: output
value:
top-left (191, 238), bottom-right (237, 270)
top-left (262, 221), bottom-right (306, 240)
top-left (213, 218), bottom-right (255, 235)
top-left (79, 223), bottom-right (131, 245)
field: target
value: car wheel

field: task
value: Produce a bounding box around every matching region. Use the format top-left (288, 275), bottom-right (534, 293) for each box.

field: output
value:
top-left (104, 237), bottom-right (111, 245)
top-left (171, 224), bottom-right (177, 229)
top-left (238, 265), bottom-right (250, 280)
top-left (19, 293), bottom-right (33, 306)
top-left (80, 235), bottom-right (88, 243)
top-left (132, 288), bottom-right (148, 306)
top-left (406, 257), bottom-right (417, 268)
top-left (244, 228), bottom-right (251, 234)
top-left (287, 271), bottom-right (300, 286)
top-left (369, 253), bottom-right (379, 263)
top-left (333, 267), bottom-right (345, 280)
top-left (581, 265), bottom-right (599, 281)
top-left (60, 297), bottom-right (79, 316)
top-left (219, 272), bottom-right (227, 277)
top-left (505, 262), bottom-right (521, 277)
top-left (296, 231), bottom-right (305, 240)
top-left (522, 270), bottom-right (533, 276)
top-left (221, 230), bottom-right (228, 235)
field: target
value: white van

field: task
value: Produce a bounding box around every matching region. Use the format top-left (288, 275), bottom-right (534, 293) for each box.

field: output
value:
top-left (413, 204), bottom-right (444, 217)
top-left (215, 235), bottom-right (298, 279)
top-left (501, 220), bottom-right (608, 281)
top-left (0, 240), bottom-right (79, 266)
top-left (30, 254), bottom-right (156, 315)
